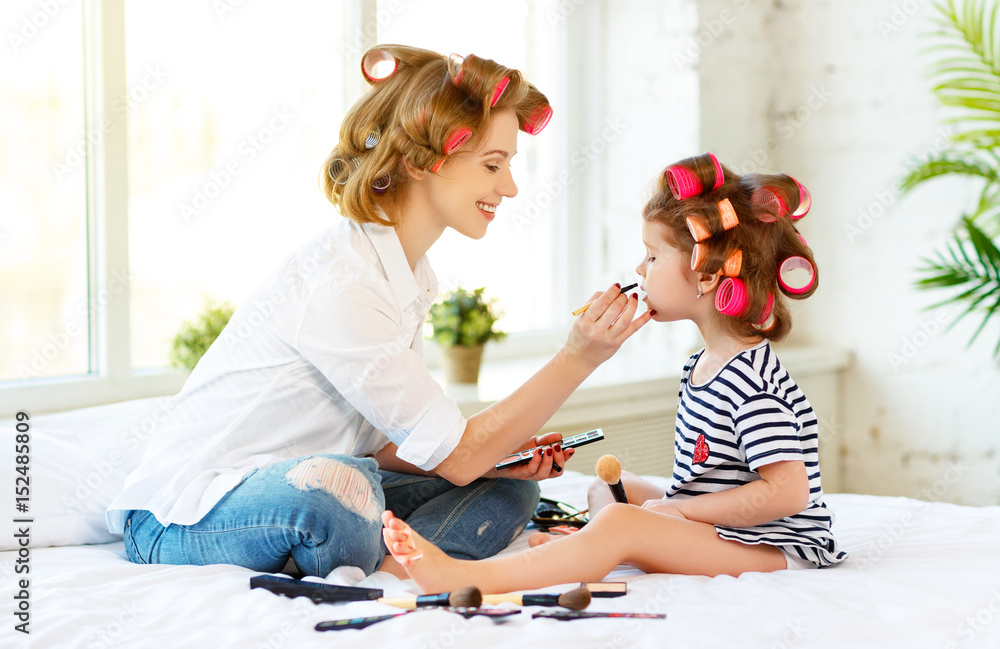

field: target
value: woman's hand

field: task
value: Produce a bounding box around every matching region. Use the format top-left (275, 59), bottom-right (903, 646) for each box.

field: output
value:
top-left (563, 285), bottom-right (652, 369)
top-left (484, 432), bottom-right (574, 481)
top-left (641, 498), bottom-right (689, 519)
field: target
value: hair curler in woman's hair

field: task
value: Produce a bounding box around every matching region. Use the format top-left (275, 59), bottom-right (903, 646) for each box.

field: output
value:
top-left (490, 76), bottom-right (510, 107)
top-left (715, 277), bottom-right (749, 317)
top-left (443, 127), bottom-right (473, 155)
top-left (372, 174), bottom-right (391, 194)
top-left (361, 48), bottom-right (399, 83)
top-left (778, 256), bottom-right (816, 295)
top-left (522, 104), bottom-right (553, 135)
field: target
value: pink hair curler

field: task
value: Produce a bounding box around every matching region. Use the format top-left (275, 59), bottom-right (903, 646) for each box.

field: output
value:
top-left (723, 248), bottom-right (742, 276)
top-left (778, 256), bottom-right (815, 294)
top-left (666, 166), bottom-right (702, 200)
top-left (791, 178), bottom-right (811, 219)
top-left (523, 104), bottom-right (553, 135)
top-left (752, 188), bottom-right (787, 223)
top-left (361, 49), bottom-right (398, 83)
top-left (430, 157), bottom-right (446, 174)
top-left (448, 53), bottom-right (466, 85)
top-left (715, 277), bottom-right (749, 317)
top-left (690, 242), bottom-right (706, 271)
top-left (686, 215), bottom-right (711, 243)
top-left (708, 153), bottom-right (725, 190)
top-left (443, 127), bottom-right (473, 155)
top-left (757, 291), bottom-right (774, 324)
top-left (718, 198), bottom-right (739, 230)
top-left (797, 233), bottom-right (808, 247)
top-left (490, 76), bottom-right (510, 107)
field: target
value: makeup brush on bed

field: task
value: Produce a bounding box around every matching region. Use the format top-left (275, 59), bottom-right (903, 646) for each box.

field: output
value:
top-left (376, 585), bottom-right (482, 610)
top-left (596, 455), bottom-right (629, 504)
top-left (482, 587), bottom-right (592, 610)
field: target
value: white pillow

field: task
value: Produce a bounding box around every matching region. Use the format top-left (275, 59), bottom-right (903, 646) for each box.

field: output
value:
top-left (0, 397), bottom-right (169, 549)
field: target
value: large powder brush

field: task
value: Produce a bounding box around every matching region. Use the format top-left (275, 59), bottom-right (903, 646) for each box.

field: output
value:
top-left (595, 455), bottom-right (629, 504)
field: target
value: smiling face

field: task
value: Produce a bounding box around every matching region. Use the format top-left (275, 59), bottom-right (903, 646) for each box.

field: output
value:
top-left (421, 109), bottom-right (520, 239)
top-left (636, 220), bottom-right (701, 322)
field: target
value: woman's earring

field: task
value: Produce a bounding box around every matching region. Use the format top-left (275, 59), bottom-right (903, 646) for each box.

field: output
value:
top-left (696, 286), bottom-right (703, 299)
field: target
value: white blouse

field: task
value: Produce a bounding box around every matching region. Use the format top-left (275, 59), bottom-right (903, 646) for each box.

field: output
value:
top-left (106, 219), bottom-right (467, 533)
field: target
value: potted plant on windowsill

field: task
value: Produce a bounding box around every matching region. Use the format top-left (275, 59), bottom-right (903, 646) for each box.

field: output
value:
top-left (427, 287), bottom-right (506, 383)
top-left (169, 298), bottom-right (236, 371)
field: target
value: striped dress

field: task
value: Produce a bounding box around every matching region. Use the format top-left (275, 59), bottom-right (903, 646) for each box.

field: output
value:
top-left (667, 341), bottom-right (847, 567)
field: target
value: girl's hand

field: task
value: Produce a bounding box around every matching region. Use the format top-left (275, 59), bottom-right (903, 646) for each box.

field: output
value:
top-left (563, 285), bottom-right (652, 368)
top-left (641, 498), bottom-right (689, 519)
top-left (485, 432), bottom-right (574, 481)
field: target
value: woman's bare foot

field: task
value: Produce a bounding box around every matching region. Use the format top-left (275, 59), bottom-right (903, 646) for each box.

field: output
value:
top-left (381, 511), bottom-right (474, 594)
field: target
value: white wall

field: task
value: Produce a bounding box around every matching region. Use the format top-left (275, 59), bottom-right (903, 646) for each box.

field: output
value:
top-left (698, 0), bottom-right (1000, 504)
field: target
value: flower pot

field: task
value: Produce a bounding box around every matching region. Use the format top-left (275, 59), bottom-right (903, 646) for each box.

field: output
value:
top-left (442, 344), bottom-right (484, 384)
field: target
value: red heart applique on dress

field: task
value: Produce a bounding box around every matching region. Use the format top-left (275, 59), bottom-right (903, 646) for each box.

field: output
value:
top-left (693, 434), bottom-right (709, 464)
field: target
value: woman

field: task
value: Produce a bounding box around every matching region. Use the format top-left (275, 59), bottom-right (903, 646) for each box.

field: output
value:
top-left (106, 44), bottom-right (651, 578)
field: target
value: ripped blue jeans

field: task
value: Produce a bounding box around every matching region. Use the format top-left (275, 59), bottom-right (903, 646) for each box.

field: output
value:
top-left (123, 454), bottom-right (539, 577)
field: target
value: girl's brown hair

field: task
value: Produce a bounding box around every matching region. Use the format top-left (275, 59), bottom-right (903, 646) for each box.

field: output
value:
top-left (642, 153), bottom-right (817, 342)
top-left (321, 44), bottom-right (551, 226)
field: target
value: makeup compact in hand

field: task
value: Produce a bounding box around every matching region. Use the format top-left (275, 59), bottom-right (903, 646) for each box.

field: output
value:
top-left (495, 428), bottom-right (605, 471)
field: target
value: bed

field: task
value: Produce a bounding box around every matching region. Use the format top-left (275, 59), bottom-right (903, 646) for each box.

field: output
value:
top-left (3, 398), bottom-right (999, 648)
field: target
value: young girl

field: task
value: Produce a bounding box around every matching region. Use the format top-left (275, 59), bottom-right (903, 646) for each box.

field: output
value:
top-left (107, 45), bottom-right (651, 578)
top-left (382, 153), bottom-right (847, 592)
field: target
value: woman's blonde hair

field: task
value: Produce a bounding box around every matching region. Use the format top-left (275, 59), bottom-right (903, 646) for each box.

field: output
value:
top-left (321, 44), bottom-right (551, 226)
top-left (643, 153), bottom-right (818, 342)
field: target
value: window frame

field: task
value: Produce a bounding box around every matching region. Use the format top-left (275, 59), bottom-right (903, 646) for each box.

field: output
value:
top-left (0, 0), bottom-right (605, 417)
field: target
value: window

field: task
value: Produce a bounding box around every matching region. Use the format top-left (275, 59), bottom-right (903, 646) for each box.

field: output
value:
top-left (376, 0), bottom-right (566, 336)
top-left (0, 1), bottom-right (88, 382)
top-left (124, 0), bottom-right (349, 369)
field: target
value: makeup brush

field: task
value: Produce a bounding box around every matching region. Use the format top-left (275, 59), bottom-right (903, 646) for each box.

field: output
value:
top-left (596, 455), bottom-right (629, 504)
top-left (376, 585), bottom-right (482, 610)
top-left (482, 587), bottom-right (591, 611)
top-left (572, 283), bottom-right (638, 316)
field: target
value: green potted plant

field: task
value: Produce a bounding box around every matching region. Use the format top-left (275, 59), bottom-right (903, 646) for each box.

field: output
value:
top-left (427, 287), bottom-right (506, 383)
top-left (901, 0), bottom-right (1000, 355)
top-left (169, 298), bottom-right (236, 371)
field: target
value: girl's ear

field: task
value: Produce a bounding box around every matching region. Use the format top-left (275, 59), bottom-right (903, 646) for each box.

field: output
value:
top-left (402, 157), bottom-right (427, 181)
top-left (698, 271), bottom-right (722, 297)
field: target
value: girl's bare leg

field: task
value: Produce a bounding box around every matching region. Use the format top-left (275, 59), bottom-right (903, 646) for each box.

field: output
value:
top-left (588, 471), bottom-right (670, 514)
top-left (381, 504), bottom-right (785, 595)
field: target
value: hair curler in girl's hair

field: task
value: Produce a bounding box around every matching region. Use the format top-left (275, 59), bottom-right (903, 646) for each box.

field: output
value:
top-left (723, 249), bottom-right (742, 277)
top-left (718, 198), bottom-right (739, 230)
top-left (791, 178), bottom-right (811, 219)
top-left (752, 188), bottom-right (786, 222)
top-left (715, 277), bottom-right (749, 317)
top-left (361, 48), bottom-right (399, 83)
top-left (666, 153), bottom-right (725, 200)
top-left (757, 292), bottom-right (774, 325)
top-left (709, 153), bottom-right (724, 191)
top-left (686, 216), bottom-right (711, 243)
top-left (778, 256), bottom-right (816, 295)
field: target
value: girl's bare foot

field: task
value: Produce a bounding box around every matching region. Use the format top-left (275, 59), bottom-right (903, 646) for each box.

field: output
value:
top-left (381, 510), bottom-right (473, 594)
top-left (527, 526), bottom-right (579, 547)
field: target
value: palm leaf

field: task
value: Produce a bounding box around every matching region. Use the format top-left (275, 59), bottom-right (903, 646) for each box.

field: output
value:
top-left (900, 151), bottom-right (1000, 191)
top-left (917, 217), bottom-right (1000, 352)
top-left (923, 0), bottom-right (1000, 147)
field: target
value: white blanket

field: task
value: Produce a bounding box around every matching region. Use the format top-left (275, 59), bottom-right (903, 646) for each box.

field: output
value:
top-left (4, 473), bottom-right (1000, 648)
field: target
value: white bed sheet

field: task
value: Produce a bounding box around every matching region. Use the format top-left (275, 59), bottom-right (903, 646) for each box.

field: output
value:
top-left (3, 473), bottom-right (1000, 648)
